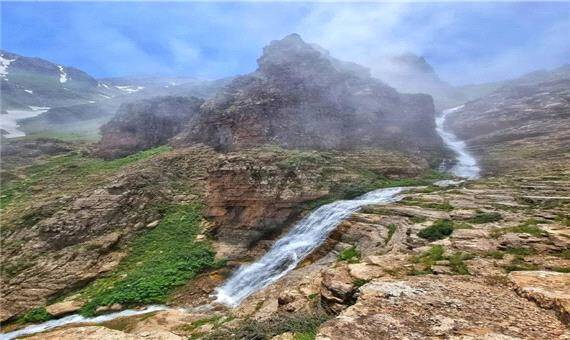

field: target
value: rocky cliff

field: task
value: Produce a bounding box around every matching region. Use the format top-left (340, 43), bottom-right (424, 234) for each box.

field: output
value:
top-left (173, 34), bottom-right (443, 159)
top-left (445, 66), bottom-right (570, 174)
top-left (94, 96), bottom-right (204, 159)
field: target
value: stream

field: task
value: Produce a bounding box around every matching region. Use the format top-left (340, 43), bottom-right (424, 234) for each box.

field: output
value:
top-left (1, 104), bottom-right (480, 339)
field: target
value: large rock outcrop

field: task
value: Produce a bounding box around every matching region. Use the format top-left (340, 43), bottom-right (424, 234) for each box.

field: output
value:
top-left (445, 66), bottom-right (570, 174)
top-left (173, 34), bottom-right (443, 158)
top-left (94, 96), bottom-right (204, 159)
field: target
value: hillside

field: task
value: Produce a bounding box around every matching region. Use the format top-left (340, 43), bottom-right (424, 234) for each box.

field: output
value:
top-left (445, 65), bottom-right (570, 175)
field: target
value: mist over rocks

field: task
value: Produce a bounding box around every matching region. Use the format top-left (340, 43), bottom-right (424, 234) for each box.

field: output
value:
top-left (172, 34), bottom-right (444, 158)
top-left (94, 96), bottom-right (204, 159)
top-left (445, 65), bottom-right (570, 175)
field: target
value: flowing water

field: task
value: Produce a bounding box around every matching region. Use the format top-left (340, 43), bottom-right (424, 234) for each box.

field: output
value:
top-left (214, 187), bottom-right (404, 306)
top-left (0, 305), bottom-right (169, 340)
top-left (435, 105), bottom-right (481, 179)
top-left (2, 104), bottom-right (480, 338)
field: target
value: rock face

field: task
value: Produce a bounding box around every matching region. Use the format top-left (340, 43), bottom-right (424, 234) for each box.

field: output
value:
top-left (317, 276), bottom-right (568, 340)
top-left (445, 65), bottom-right (570, 175)
top-left (173, 34), bottom-right (443, 157)
top-left (0, 146), bottom-right (217, 321)
top-left (95, 96), bottom-right (204, 159)
top-left (509, 271), bottom-right (570, 324)
top-left (203, 147), bottom-right (427, 259)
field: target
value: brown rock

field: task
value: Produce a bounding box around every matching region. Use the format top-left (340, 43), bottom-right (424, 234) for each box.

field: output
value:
top-left (46, 300), bottom-right (84, 317)
top-left (508, 270), bottom-right (570, 324)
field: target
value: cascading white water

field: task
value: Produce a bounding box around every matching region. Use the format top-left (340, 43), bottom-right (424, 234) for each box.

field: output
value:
top-left (435, 105), bottom-right (481, 179)
top-left (2, 106), bottom-right (481, 338)
top-left (0, 305), bottom-right (169, 340)
top-left (215, 187), bottom-right (404, 307)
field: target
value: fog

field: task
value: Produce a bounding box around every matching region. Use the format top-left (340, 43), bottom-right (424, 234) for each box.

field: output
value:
top-left (3, 2), bottom-right (569, 86)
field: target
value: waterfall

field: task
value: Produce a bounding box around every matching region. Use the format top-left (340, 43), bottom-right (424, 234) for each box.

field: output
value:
top-left (0, 306), bottom-right (169, 340)
top-left (214, 187), bottom-right (404, 307)
top-left (435, 105), bottom-right (481, 179)
top-left (3, 104), bottom-right (482, 338)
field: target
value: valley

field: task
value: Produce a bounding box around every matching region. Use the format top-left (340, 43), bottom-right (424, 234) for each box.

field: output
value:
top-left (1, 31), bottom-right (569, 340)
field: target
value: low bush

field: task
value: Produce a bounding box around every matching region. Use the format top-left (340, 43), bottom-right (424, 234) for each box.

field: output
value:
top-left (418, 219), bottom-right (454, 241)
top-left (468, 211), bottom-right (502, 224)
top-left (338, 246), bottom-right (360, 263)
top-left (18, 307), bottom-right (51, 324)
top-left (491, 219), bottom-right (547, 238)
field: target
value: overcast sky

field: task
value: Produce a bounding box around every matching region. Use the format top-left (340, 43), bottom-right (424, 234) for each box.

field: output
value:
top-left (2, 2), bottom-right (569, 85)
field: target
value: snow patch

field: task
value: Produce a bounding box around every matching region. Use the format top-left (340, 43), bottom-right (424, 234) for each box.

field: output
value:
top-left (116, 85), bottom-right (144, 93)
top-left (57, 65), bottom-right (68, 83)
top-left (1, 107), bottom-right (50, 138)
top-left (98, 82), bottom-right (110, 89)
top-left (0, 54), bottom-right (17, 79)
top-left (24, 89), bottom-right (34, 94)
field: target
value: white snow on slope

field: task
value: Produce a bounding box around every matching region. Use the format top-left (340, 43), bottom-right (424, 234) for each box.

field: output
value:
top-left (57, 65), bottom-right (68, 83)
top-left (1, 107), bottom-right (50, 138)
top-left (0, 54), bottom-right (17, 79)
top-left (24, 89), bottom-right (34, 94)
top-left (116, 85), bottom-right (144, 93)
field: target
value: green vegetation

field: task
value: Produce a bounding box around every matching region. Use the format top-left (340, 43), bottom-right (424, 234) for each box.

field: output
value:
top-left (409, 216), bottom-right (427, 224)
top-left (79, 204), bottom-right (218, 316)
top-left (504, 256), bottom-right (539, 272)
top-left (553, 249), bottom-right (570, 260)
top-left (505, 247), bottom-right (536, 256)
top-left (385, 224), bottom-right (397, 244)
top-left (204, 312), bottom-right (330, 340)
top-left (400, 198), bottom-right (454, 211)
top-left (490, 219), bottom-right (548, 238)
top-left (410, 245), bottom-right (445, 275)
top-left (1, 146), bottom-right (171, 211)
top-left (352, 278), bottom-right (369, 287)
top-left (18, 307), bottom-right (52, 324)
top-left (304, 169), bottom-right (449, 210)
top-left (338, 246), bottom-right (360, 263)
top-left (468, 211), bottom-right (502, 224)
top-left (484, 250), bottom-right (505, 259)
top-left (555, 214), bottom-right (570, 227)
top-left (447, 252), bottom-right (473, 275)
top-left (418, 219), bottom-right (454, 241)
top-left (410, 245), bottom-right (471, 275)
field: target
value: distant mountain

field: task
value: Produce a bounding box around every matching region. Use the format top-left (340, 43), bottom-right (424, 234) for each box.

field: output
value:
top-left (172, 34), bottom-right (444, 159)
top-left (0, 50), bottom-right (119, 111)
top-left (0, 50), bottom-right (228, 139)
top-left (371, 53), bottom-right (468, 110)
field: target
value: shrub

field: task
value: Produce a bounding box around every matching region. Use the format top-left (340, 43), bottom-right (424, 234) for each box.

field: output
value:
top-left (385, 224), bottom-right (397, 244)
top-left (468, 211), bottom-right (502, 224)
top-left (338, 246), bottom-right (360, 263)
top-left (418, 220), bottom-right (454, 240)
top-left (505, 247), bottom-right (536, 256)
top-left (448, 252), bottom-right (473, 275)
top-left (18, 307), bottom-right (52, 324)
top-left (206, 312), bottom-right (330, 340)
top-left (491, 219), bottom-right (547, 238)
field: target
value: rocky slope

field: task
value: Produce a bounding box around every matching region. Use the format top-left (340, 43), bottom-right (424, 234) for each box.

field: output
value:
top-left (445, 66), bottom-right (570, 175)
top-left (0, 138), bottom-right (433, 324)
top-left (94, 96), bottom-right (204, 159)
top-left (18, 167), bottom-right (569, 339)
top-left (173, 34), bottom-right (444, 159)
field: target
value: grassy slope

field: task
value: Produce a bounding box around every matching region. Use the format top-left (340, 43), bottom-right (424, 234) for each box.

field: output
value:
top-left (79, 204), bottom-right (219, 315)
